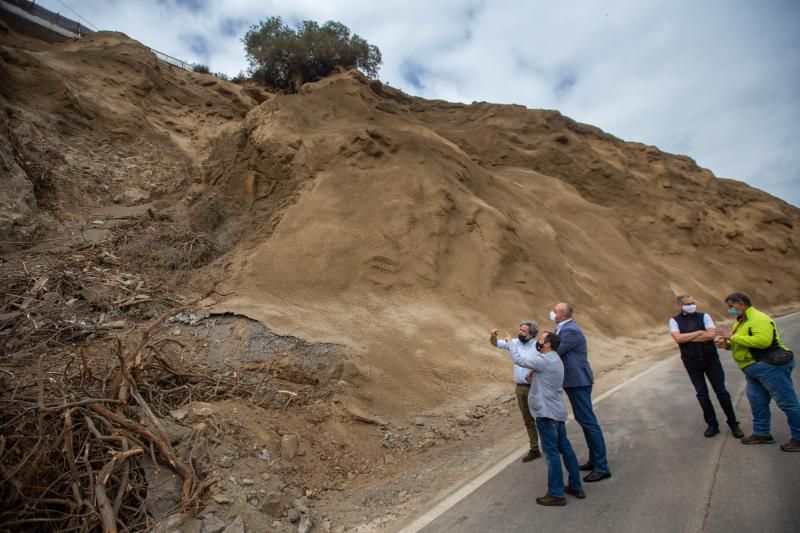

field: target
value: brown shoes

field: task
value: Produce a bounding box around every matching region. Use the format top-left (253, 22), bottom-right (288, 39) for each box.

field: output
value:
top-left (536, 493), bottom-right (567, 506)
top-left (522, 449), bottom-right (542, 463)
top-left (780, 438), bottom-right (800, 452)
top-left (740, 434), bottom-right (800, 450)
top-left (740, 434), bottom-right (775, 445)
top-left (578, 461), bottom-right (593, 471)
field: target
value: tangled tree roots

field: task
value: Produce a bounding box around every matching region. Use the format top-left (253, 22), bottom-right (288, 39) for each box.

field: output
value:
top-left (0, 307), bottom-right (280, 532)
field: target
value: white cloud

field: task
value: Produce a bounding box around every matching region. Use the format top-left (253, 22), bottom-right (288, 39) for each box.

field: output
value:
top-left (35, 0), bottom-right (800, 205)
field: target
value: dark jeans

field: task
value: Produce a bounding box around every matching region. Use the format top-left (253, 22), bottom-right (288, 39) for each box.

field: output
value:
top-left (682, 355), bottom-right (737, 428)
top-left (535, 417), bottom-right (582, 498)
top-left (565, 386), bottom-right (610, 474)
top-left (515, 384), bottom-right (539, 451)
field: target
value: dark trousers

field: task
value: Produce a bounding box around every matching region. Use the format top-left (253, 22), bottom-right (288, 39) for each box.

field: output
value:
top-left (682, 355), bottom-right (738, 428)
top-left (515, 384), bottom-right (539, 451)
top-left (565, 386), bottom-right (609, 474)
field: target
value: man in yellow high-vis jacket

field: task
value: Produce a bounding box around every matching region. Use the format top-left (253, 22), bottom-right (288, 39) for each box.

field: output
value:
top-left (715, 292), bottom-right (799, 452)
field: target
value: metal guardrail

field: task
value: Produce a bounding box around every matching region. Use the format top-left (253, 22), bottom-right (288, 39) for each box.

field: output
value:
top-left (148, 48), bottom-right (192, 71)
top-left (1, 0), bottom-right (194, 71)
top-left (2, 0), bottom-right (91, 36)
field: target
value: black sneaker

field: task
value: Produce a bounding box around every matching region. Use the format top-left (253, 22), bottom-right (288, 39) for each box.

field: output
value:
top-left (728, 423), bottom-right (744, 439)
top-left (704, 425), bottom-right (720, 438)
top-left (565, 486), bottom-right (586, 499)
top-left (522, 449), bottom-right (542, 462)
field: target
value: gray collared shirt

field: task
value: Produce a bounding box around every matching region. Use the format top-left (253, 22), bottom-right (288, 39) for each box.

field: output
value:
top-left (506, 346), bottom-right (568, 421)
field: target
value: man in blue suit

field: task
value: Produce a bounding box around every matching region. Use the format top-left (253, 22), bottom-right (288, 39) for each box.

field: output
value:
top-left (550, 302), bottom-right (611, 482)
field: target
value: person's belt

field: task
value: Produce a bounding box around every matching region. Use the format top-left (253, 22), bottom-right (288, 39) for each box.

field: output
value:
top-left (516, 383), bottom-right (531, 387)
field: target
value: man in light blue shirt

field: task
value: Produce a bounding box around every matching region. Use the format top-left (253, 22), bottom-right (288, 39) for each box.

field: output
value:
top-left (490, 321), bottom-right (542, 462)
top-left (506, 331), bottom-right (585, 506)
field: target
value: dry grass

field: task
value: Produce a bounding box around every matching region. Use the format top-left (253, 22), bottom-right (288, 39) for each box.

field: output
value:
top-left (118, 224), bottom-right (217, 272)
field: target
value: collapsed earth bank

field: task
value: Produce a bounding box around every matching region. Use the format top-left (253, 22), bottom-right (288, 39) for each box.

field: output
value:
top-left (1, 26), bottom-right (798, 531)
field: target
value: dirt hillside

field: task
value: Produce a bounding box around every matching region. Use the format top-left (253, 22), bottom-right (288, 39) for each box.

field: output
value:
top-left (201, 71), bottom-right (800, 420)
top-left (1, 25), bottom-right (798, 532)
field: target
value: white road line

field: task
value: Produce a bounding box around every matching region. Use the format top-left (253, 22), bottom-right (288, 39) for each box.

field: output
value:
top-left (398, 355), bottom-right (675, 533)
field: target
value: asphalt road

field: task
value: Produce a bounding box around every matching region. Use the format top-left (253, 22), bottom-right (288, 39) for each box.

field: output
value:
top-left (413, 313), bottom-right (800, 533)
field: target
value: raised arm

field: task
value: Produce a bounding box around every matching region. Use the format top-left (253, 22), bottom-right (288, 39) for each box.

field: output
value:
top-left (489, 329), bottom-right (499, 347)
top-left (506, 343), bottom-right (543, 370)
top-left (490, 329), bottom-right (513, 350)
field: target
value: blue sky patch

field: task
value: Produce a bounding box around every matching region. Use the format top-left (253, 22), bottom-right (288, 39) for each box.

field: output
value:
top-left (401, 61), bottom-right (429, 91)
top-left (220, 18), bottom-right (248, 37)
top-left (555, 74), bottom-right (577, 97)
top-left (175, 0), bottom-right (207, 13)
top-left (181, 33), bottom-right (210, 62)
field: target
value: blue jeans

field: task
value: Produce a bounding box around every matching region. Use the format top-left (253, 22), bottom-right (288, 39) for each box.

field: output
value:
top-left (566, 386), bottom-right (610, 474)
top-left (535, 417), bottom-right (582, 498)
top-left (742, 360), bottom-right (800, 439)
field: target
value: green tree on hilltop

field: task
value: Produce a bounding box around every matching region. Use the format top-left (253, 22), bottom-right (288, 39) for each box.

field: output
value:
top-left (243, 17), bottom-right (382, 92)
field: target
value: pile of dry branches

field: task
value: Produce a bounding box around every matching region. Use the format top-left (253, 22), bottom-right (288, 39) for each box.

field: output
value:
top-left (0, 245), bottom-right (185, 361)
top-left (0, 225), bottom-right (316, 530)
top-left (113, 219), bottom-right (218, 274)
top-left (1, 313), bottom-right (205, 531)
top-left (1, 306), bottom-right (307, 531)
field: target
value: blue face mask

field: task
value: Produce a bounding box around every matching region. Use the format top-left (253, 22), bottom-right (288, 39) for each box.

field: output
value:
top-left (727, 308), bottom-right (740, 316)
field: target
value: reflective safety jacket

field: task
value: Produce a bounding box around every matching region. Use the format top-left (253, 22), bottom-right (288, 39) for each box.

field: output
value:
top-left (730, 306), bottom-right (788, 369)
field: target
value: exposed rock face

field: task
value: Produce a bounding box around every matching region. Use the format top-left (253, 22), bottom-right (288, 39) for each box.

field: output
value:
top-left (0, 29), bottom-right (264, 248)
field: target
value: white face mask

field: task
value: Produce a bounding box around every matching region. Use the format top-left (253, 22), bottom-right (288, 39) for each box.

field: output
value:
top-left (549, 310), bottom-right (557, 322)
top-left (682, 304), bottom-right (697, 314)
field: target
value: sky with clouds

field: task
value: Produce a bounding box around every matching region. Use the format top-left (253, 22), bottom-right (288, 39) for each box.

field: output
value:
top-left (36, 0), bottom-right (800, 206)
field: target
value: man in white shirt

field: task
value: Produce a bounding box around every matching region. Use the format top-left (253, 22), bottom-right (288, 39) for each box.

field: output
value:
top-left (505, 330), bottom-right (585, 506)
top-left (490, 321), bottom-right (542, 462)
top-left (670, 294), bottom-right (743, 438)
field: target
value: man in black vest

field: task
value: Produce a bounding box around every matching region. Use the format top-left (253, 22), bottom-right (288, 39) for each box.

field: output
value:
top-left (670, 294), bottom-right (744, 438)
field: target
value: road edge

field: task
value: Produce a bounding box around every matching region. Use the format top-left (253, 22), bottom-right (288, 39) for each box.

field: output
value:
top-left (398, 355), bottom-right (675, 533)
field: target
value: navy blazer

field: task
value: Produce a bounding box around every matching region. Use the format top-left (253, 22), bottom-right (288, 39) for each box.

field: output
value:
top-left (556, 320), bottom-right (594, 388)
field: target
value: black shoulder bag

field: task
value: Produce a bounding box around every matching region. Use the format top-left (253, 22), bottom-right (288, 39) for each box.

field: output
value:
top-left (748, 322), bottom-right (794, 366)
